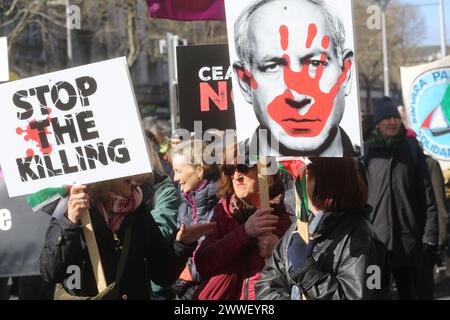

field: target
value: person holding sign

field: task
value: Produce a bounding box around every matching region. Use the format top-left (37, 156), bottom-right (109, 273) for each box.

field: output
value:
top-left (231, 0), bottom-right (360, 157)
top-left (193, 144), bottom-right (292, 300)
top-left (256, 157), bottom-right (391, 300)
top-left (39, 176), bottom-right (215, 300)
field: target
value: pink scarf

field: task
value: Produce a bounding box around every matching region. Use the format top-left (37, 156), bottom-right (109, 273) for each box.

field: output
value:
top-left (97, 185), bottom-right (143, 233)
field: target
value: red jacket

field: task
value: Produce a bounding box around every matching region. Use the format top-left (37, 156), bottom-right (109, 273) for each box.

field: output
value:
top-left (194, 196), bottom-right (293, 300)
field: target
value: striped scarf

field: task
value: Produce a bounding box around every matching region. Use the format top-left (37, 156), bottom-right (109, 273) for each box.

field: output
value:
top-left (97, 186), bottom-right (143, 233)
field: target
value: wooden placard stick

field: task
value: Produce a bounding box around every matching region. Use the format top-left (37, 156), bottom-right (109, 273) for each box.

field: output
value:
top-left (257, 156), bottom-right (274, 262)
top-left (298, 219), bottom-right (309, 244)
top-left (80, 210), bottom-right (107, 293)
top-left (257, 156), bottom-right (270, 209)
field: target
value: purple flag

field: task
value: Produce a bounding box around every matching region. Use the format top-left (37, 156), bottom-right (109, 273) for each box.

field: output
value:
top-left (147, 0), bottom-right (225, 21)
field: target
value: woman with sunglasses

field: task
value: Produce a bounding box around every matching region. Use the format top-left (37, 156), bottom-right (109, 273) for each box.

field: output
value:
top-left (170, 139), bottom-right (222, 299)
top-left (193, 145), bottom-right (293, 300)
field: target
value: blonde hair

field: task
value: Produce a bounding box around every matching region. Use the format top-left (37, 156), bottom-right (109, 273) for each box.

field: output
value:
top-left (170, 139), bottom-right (221, 182)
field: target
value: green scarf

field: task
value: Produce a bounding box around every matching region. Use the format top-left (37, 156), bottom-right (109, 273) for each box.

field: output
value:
top-left (366, 127), bottom-right (405, 150)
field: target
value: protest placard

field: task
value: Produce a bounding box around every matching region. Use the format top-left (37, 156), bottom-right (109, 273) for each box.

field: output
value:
top-left (147, 0), bottom-right (225, 20)
top-left (401, 56), bottom-right (450, 161)
top-left (224, 0), bottom-right (362, 157)
top-left (0, 57), bottom-right (152, 197)
top-left (177, 44), bottom-right (236, 133)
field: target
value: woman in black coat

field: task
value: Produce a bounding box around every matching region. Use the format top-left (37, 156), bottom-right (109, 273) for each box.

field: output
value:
top-left (40, 176), bottom-right (215, 300)
top-left (256, 158), bottom-right (391, 300)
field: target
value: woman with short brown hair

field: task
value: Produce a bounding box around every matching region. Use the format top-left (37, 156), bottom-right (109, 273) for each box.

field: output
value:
top-left (306, 157), bottom-right (368, 212)
top-left (256, 157), bottom-right (391, 300)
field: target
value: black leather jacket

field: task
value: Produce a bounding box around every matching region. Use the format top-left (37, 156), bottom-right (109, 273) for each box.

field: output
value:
top-left (255, 207), bottom-right (391, 300)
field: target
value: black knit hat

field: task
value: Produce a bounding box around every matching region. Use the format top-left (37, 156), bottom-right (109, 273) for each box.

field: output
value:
top-left (373, 96), bottom-right (401, 126)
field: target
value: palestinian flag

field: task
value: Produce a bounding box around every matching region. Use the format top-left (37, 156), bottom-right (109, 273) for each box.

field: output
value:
top-left (278, 158), bottom-right (311, 242)
top-left (421, 84), bottom-right (450, 135)
top-left (147, 0), bottom-right (225, 21)
top-left (26, 186), bottom-right (70, 220)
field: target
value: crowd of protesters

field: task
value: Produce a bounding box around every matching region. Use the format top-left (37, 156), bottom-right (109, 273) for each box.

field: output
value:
top-left (1, 96), bottom-right (449, 300)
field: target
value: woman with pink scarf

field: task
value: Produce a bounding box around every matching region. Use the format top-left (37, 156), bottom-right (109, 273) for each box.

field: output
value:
top-left (39, 176), bottom-right (214, 300)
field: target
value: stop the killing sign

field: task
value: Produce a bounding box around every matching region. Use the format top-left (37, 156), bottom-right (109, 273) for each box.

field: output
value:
top-left (0, 57), bottom-right (152, 197)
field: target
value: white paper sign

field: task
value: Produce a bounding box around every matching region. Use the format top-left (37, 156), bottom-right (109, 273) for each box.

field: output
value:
top-left (0, 37), bottom-right (9, 82)
top-left (0, 57), bottom-right (152, 197)
top-left (224, 0), bottom-right (362, 157)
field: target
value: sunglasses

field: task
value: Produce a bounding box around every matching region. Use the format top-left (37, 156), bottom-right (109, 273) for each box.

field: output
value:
top-left (223, 164), bottom-right (256, 176)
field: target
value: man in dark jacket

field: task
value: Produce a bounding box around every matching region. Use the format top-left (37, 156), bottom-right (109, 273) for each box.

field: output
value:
top-left (363, 96), bottom-right (439, 300)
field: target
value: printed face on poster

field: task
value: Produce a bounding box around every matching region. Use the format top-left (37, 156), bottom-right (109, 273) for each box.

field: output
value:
top-left (0, 57), bottom-right (152, 197)
top-left (177, 44), bottom-right (236, 133)
top-left (224, 0), bottom-right (362, 157)
top-left (0, 37), bottom-right (9, 82)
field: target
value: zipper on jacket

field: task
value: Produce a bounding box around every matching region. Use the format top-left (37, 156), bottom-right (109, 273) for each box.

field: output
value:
top-left (192, 196), bottom-right (198, 224)
top-left (244, 277), bottom-right (249, 300)
top-left (244, 263), bottom-right (249, 300)
top-left (113, 233), bottom-right (121, 251)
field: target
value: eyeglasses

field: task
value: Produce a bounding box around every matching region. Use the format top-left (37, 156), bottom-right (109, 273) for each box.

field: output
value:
top-left (223, 164), bottom-right (256, 176)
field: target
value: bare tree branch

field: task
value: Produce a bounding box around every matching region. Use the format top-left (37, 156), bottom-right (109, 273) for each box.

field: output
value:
top-left (5, 0), bottom-right (20, 16)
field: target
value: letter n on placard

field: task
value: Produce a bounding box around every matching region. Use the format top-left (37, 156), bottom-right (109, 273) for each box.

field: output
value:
top-left (200, 82), bottom-right (228, 112)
